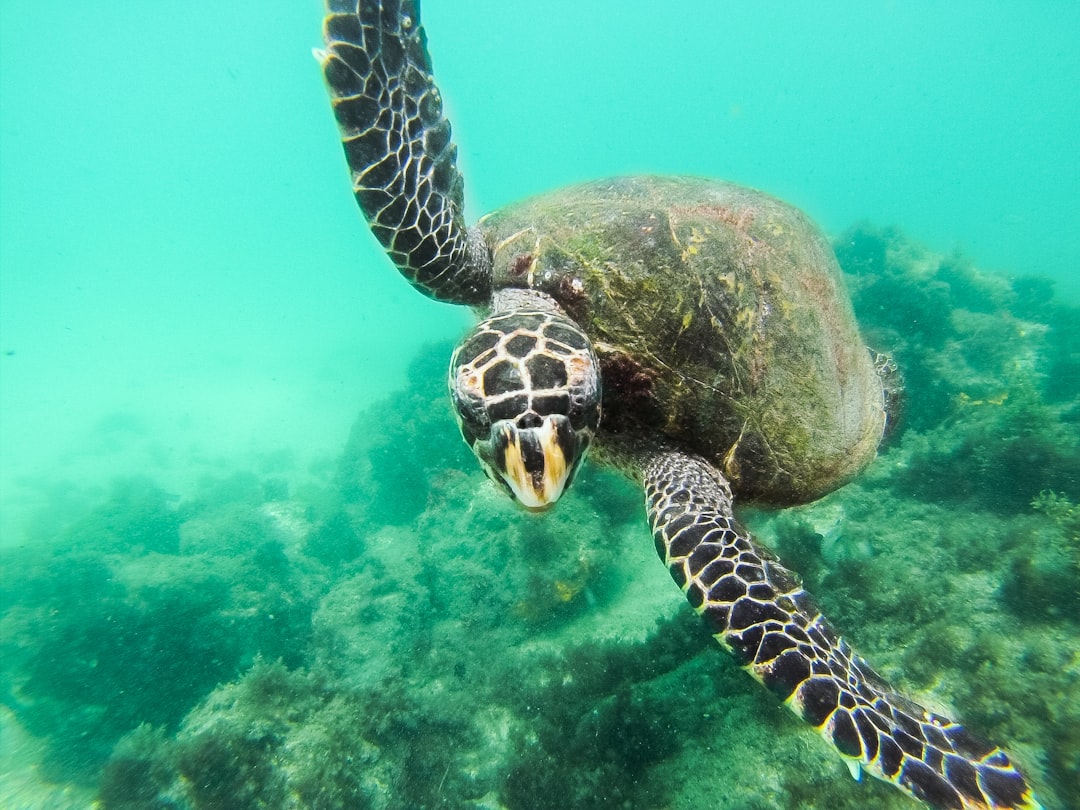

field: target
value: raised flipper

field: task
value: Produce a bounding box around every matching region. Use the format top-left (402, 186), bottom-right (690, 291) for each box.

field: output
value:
top-left (644, 450), bottom-right (1041, 810)
top-left (318, 0), bottom-right (491, 304)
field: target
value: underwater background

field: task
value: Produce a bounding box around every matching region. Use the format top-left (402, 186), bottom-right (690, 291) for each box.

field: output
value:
top-left (1, 1), bottom-right (1078, 808)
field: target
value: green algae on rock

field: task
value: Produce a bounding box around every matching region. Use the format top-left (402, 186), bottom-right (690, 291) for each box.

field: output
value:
top-left (315, 1), bottom-right (1049, 806)
top-left (2, 229), bottom-right (1077, 808)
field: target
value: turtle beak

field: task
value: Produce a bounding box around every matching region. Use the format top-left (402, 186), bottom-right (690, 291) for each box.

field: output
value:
top-left (486, 416), bottom-right (583, 510)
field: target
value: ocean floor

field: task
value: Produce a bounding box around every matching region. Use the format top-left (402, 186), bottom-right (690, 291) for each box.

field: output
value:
top-left (1, 225), bottom-right (1077, 809)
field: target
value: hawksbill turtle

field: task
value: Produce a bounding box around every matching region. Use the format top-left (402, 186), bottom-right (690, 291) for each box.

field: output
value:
top-left (315, 2), bottom-right (1041, 808)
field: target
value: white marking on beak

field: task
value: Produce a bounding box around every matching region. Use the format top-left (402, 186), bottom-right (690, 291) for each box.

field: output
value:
top-left (497, 420), bottom-right (572, 510)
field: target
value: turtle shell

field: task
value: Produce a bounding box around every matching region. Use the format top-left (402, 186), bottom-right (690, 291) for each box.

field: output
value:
top-left (478, 175), bottom-right (885, 505)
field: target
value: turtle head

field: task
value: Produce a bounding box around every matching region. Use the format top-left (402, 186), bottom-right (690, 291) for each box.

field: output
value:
top-left (450, 307), bottom-right (601, 510)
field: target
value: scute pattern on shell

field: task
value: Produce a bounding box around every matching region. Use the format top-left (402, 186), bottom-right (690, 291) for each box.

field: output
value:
top-left (481, 176), bottom-right (887, 505)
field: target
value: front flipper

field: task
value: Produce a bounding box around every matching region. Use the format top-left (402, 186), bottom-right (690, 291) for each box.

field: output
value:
top-left (318, 0), bottom-right (491, 304)
top-left (644, 451), bottom-right (1040, 810)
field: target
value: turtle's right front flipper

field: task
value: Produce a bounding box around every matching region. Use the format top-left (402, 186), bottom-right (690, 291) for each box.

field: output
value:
top-left (644, 451), bottom-right (1041, 810)
top-left (318, 0), bottom-right (491, 304)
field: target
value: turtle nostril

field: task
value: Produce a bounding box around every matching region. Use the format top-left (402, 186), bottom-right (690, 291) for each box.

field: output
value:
top-left (517, 411), bottom-right (542, 429)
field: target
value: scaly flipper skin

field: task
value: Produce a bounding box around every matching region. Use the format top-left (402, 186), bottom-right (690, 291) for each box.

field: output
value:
top-left (644, 451), bottom-right (1041, 810)
top-left (318, 3), bottom-right (1043, 807)
top-left (319, 0), bottom-right (491, 303)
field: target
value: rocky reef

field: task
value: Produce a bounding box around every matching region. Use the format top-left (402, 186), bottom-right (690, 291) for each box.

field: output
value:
top-left (1, 226), bottom-right (1076, 809)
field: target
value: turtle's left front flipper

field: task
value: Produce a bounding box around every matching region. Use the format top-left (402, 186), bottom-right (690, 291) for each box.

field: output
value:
top-left (644, 450), bottom-right (1041, 810)
top-left (318, 0), bottom-right (490, 304)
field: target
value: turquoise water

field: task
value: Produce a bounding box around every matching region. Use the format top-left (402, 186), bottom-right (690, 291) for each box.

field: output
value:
top-left (1, 2), bottom-right (1077, 808)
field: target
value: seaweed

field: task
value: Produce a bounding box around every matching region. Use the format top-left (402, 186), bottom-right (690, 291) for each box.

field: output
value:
top-left (62, 476), bottom-right (181, 555)
top-left (0, 479), bottom-right (325, 785)
top-left (2, 225), bottom-right (1077, 809)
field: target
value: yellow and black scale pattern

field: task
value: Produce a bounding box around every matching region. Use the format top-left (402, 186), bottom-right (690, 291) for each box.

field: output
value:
top-left (450, 304), bottom-right (600, 449)
top-left (320, 0), bottom-right (490, 304)
top-left (644, 451), bottom-right (1040, 810)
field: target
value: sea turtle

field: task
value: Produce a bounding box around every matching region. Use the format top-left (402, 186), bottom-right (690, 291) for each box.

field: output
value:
top-left (316, 2), bottom-right (1040, 808)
